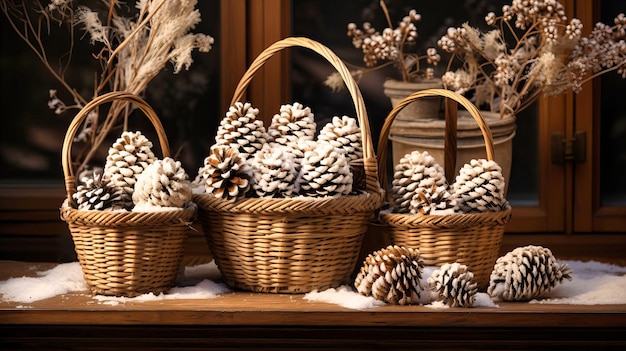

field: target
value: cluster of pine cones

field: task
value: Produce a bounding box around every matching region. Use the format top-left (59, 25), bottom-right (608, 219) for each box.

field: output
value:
top-left (355, 245), bottom-right (572, 307)
top-left (72, 131), bottom-right (192, 211)
top-left (196, 101), bottom-right (363, 200)
top-left (390, 150), bottom-right (508, 215)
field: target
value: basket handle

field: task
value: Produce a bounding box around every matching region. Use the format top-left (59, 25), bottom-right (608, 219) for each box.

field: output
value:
top-left (62, 91), bottom-right (171, 207)
top-left (377, 88), bottom-right (495, 190)
top-left (230, 37), bottom-right (380, 195)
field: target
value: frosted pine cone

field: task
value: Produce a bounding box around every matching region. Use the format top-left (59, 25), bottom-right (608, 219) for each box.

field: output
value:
top-left (132, 157), bottom-right (192, 208)
top-left (103, 131), bottom-right (157, 209)
top-left (251, 144), bottom-right (298, 198)
top-left (73, 173), bottom-right (124, 211)
top-left (428, 263), bottom-right (478, 307)
top-left (410, 183), bottom-right (459, 215)
top-left (317, 116), bottom-right (363, 163)
top-left (354, 245), bottom-right (424, 305)
top-left (199, 145), bottom-right (252, 201)
top-left (487, 245), bottom-right (573, 301)
top-left (267, 103), bottom-right (316, 147)
top-left (296, 143), bottom-right (353, 197)
top-left (215, 102), bottom-right (268, 160)
top-left (318, 116), bottom-right (365, 191)
top-left (453, 159), bottom-right (507, 213)
top-left (391, 151), bottom-right (447, 213)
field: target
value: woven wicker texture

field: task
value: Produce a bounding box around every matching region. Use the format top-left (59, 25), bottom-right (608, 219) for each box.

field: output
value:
top-left (377, 89), bottom-right (512, 290)
top-left (60, 91), bottom-right (196, 297)
top-left (194, 37), bottom-right (384, 293)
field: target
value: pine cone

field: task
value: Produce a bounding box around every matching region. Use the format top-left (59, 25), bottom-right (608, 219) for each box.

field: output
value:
top-left (428, 263), bottom-right (478, 307)
top-left (296, 143), bottom-right (353, 197)
top-left (317, 116), bottom-right (365, 191)
top-left (103, 131), bottom-right (157, 209)
top-left (409, 183), bottom-right (459, 215)
top-left (73, 173), bottom-right (124, 211)
top-left (199, 145), bottom-right (252, 201)
top-left (317, 116), bottom-right (363, 163)
top-left (487, 245), bottom-right (573, 301)
top-left (354, 245), bottom-right (424, 305)
top-left (391, 151), bottom-right (447, 213)
top-left (215, 102), bottom-right (268, 160)
top-left (132, 157), bottom-right (192, 208)
top-left (250, 144), bottom-right (298, 198)
top-left (453, 159), bottom-right (507, 213)
top-left (267, 102), bottom-right (316, 148)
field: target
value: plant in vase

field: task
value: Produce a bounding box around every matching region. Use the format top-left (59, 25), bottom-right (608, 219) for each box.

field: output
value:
top-left (437, 0), bottom-right (626, 118)
top-left (1, 0), bottom-right (214, 172)
top-left (324, 0), bottom-right (442, 120)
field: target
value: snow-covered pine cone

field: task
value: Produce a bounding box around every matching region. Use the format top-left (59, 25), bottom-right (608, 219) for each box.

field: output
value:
top-left (132, 157), bottom-right (192, 208)
top-left (73, 173), bottom-right (124, 211)
top-left (296, 143), bottom-right (353, 197)
top-left (103, 131), bottom-right (157, 209)
top-left (453, 159), bottom-right (507, 213)
top-left (317, 115), bottom-right (363, 163)
top-left (267, 102), bottom-right (316, 148)
top-left (428, 263), bottom-right (478, 307)
top-left (199, 145), bottom-right (252, 201)
top-left (487, 245), bottom-right (573, 301)
top-left (410, 183), bottom-right (459, 215)
top-left (215, 102), bottom-right (268, 160)
top-left (250, 144), bottom-right (298, 198)
top-left (317, 115), bottom-right (365, 191)
top-left (391, 151), bottom-right (447, 214)
top-left (354, 245), bottom-right (424, 305)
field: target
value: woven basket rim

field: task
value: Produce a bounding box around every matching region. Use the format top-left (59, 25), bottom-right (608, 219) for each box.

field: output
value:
top-left (60, 200), bottom-right (197, 227)
top-left (193, 190), bottom-right (379, 215)
top-left (380, 205), bottom-right (512, 229)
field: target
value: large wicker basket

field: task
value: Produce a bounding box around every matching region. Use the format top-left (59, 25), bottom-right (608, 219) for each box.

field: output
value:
top-left (60, 91), bottom-right (196, 297)
top-left (377, 89), bottom-right (512, 290)
top-left (193, 37), bottom-right (384, 293)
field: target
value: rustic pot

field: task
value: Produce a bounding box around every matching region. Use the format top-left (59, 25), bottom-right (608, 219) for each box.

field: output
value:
top-left (383, 78), bottom-right (444, 121)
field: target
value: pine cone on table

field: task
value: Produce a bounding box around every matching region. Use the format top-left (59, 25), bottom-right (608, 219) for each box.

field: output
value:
top-left (215, 102), bottom-right (268, 160)
top-left (354, 245), bottom-right (424, 305)
top-left (132, 157), bottom-right (192, 208)
top-left (487, 245), bottom-right (573, 301)
top-left (453, 159), bottom-right (507, 213)
top-left (428, 263), bottom-right (478, 307)
top-left (391, 151), bottom-right (447, 213)
top-left (103, 131), bottom-right (157, 209)
top-left (296, 143), bottom-right (353, 197)
top-left (199, 145), bottom-right (253, 201)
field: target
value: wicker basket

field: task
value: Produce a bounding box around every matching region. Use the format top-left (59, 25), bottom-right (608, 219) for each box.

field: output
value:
top-left (193, 37), bottom-right (384, 293)
top-left (60, 91), bottom-right (197, 297)
top-left (377, 89), bottom-right (512, 289)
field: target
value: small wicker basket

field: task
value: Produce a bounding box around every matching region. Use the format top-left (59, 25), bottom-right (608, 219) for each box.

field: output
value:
top-left (377, 89), bottom-right (512, 289)
top-left (193, 37), bottom-right (384, 293)
top-left (60, 91), bottom-right (196, 297)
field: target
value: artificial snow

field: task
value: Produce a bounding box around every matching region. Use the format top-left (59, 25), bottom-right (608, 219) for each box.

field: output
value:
top-left (304, 285), bottom-right (385, 309)
top-left (1, 260), bottom-right (625, 308)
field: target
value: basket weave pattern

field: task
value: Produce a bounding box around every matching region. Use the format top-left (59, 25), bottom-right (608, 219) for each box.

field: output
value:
top-left (194, 37), bottom-right (384, 293)
top-left (60, 91), bottom-right (196, 297)
top-left (377, 89), bottom-right (512, 289)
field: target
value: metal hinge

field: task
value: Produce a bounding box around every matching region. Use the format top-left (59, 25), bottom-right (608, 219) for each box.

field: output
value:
top-left (551, 131), bottom-right (586, 164)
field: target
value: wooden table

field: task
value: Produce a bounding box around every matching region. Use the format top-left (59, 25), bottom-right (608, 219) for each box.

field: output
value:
top-left (1, 260), bottom-right (625, 350)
